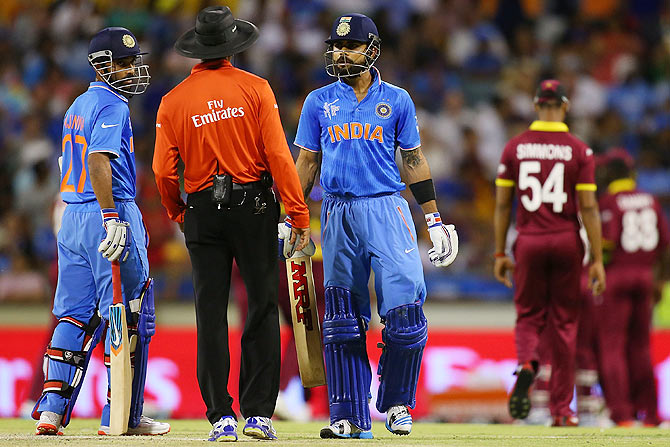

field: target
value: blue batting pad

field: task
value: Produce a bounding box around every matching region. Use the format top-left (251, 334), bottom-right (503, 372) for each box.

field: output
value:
top-left (33, 313), bottom-right (103, 426)
top-left (375, 303), bottom-right (427, 413)
top-left (129, 278), bottom-right (154, 427)
top-left (322, 286), bottom-right (372, 431)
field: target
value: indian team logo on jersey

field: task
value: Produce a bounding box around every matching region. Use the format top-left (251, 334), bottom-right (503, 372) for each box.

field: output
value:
top-left (375, 102), bottom-right (392, 119)
top-left (122, 34), bottom-right (136, 48)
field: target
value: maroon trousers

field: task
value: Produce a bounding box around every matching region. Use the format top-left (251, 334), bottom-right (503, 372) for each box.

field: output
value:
top-left (513, 231), bottom-right (583, 417)
top-left (595, 266), bottom-right (658, 424)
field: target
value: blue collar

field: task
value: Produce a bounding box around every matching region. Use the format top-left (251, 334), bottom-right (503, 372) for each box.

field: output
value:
top-left (88, 81), bottom-right (128, 103)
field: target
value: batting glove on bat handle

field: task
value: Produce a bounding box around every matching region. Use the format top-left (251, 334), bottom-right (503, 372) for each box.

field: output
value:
top-left (426, 212), bottom-right (458, 268)
top-left (278, 217), bottom-right (315, 259)
top-left (98, 208), bottom-right (131, 262)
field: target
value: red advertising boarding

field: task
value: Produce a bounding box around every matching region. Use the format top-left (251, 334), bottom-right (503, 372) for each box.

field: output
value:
top-left (2, 327), bottom-right (670, 421)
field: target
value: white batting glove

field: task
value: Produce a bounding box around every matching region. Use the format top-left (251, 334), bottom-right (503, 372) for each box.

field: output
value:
top-left (278, 217), bottom-right (315, 259)
top-left (98, 208), bottom-right (130, 262)
top-left (425, 212), bottom-right (458, 268)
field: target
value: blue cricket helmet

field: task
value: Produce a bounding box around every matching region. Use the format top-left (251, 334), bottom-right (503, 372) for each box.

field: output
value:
top-left (324, 14), bottom-right (381, 78)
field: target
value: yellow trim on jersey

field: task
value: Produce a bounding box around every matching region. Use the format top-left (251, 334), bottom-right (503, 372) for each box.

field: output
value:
top-left (602, 239), bottom-right (615, 249)
top-left (575, 183), bottom-right (597, 191)
top-left (607, 178), bottom-right (636, 195)
top-left (529, 120), bottom-right (569, 132)
top-left (495, 178), bottom-right (515, 187)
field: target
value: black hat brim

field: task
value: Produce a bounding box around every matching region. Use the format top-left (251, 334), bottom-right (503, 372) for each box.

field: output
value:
top-left (174, 19), bottom-right (259, 59)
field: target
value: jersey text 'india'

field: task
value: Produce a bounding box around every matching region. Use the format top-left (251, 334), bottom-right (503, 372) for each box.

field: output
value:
top-left (327, 122), bottom-right (383, 143)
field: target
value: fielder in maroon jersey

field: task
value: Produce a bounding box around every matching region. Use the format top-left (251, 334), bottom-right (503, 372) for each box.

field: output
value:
top-left (493, 79), bottom-right (606, 426)
top-left (595, 150), bottom-right (670, 426)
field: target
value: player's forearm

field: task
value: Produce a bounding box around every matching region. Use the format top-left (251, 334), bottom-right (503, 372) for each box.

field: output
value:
top-left (494, 186), bottom-right (514, 254)
top-left (493, 202), bottom-right (511, 254)
top-left (295, 150), bottom-right (319, 200)
top-left (580, 206), bottom-right (603, 264)
top-left (401, 147), bottom-right (431, 184)
top-left (402, 148), bottom-right (438, 212)
top-left (88, 152), bottom-right (115, 209)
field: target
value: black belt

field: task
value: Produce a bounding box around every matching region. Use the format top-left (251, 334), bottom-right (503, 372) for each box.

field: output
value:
top-left (187, 182), bottom-right (268, 206)
top-left (231, 181), bottom-right (266, 191)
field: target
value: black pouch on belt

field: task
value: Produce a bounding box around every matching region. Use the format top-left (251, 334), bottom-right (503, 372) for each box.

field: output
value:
top-left (211, 174), bottom-right (232, 207)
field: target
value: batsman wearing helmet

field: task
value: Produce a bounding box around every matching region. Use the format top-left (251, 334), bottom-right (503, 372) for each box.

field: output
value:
top-left (32, 27), bottom-right (169, 436)
top-left (293, 13), bottom-right (458, 439)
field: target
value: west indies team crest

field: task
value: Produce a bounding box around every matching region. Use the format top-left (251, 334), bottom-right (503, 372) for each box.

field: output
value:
top-left (375, 102), bottom-right (392, 119)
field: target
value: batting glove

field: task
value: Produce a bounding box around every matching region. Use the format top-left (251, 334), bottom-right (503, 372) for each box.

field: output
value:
top-left (426, 212), bottom-right (458, 268)
top-left (278, 216), bottom-right (315, 259)
top-left (98, 208), bottom-right (131, 262)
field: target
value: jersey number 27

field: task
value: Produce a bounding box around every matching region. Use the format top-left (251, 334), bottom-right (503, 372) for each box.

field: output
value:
top-left (60, 134), bottom-right (88, 193)
top-left (519, 161), bottom-right (567, 213)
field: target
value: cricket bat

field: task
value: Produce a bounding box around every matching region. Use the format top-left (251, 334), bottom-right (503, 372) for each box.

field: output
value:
top-left (109, 260), bottom-right (132, 435)
top-left (286, 255), bottom-right (326, 387)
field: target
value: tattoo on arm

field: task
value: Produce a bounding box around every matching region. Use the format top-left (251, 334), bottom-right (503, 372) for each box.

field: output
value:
top-left (401, 149), bottom-right (423, 168)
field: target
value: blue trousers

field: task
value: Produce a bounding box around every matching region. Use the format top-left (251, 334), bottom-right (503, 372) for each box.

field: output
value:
top-left (321, 192), bottom-right (426, 321)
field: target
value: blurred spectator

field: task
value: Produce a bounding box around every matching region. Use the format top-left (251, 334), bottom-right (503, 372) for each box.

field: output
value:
top-left (0, 0), bottom-right (667, 303)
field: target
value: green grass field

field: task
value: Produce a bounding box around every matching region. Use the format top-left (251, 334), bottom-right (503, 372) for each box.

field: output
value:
top-left (1, 419), bottom-right (669, 446)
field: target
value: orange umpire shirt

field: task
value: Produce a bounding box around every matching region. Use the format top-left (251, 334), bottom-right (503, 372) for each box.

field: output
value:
top-left (152, 59), bottom-right (309, 228)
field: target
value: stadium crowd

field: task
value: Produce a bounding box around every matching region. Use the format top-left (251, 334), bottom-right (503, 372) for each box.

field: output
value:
top-left (0, 0), bottom-right (668, 303)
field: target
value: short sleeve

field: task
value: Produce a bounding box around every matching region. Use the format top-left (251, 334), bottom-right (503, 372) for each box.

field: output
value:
top-left (89, 104), bottom-right (126, 158)
top-left (396, 90), bottom-right (421, 151)
top-left (495, 142), bottom-right (516, 187)
top-left (294, 92), bottom-right (321, 152)
top-left (575, 145), bottom-right (596, 191)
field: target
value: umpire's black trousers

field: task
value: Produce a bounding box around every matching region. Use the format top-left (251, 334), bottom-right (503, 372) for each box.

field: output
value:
top-left (184, 186), bottom-right (280, 423)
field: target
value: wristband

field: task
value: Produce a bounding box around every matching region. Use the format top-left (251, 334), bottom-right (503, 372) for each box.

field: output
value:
top-left (101, 208), bottom-right (119, 227)
top-left (493, 252), bottom-right (506, 258)
top-left (425, 212), bottom-right (442, 228)
top-left (409, 179), bottom-right (436, 205)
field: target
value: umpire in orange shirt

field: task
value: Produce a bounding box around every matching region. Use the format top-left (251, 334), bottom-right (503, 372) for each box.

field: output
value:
top-left (152, 6), bottom-right (310, 442)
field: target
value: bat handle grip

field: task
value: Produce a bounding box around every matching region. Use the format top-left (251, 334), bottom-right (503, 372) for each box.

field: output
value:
top-left (111, 260), bottom-right (123, 305)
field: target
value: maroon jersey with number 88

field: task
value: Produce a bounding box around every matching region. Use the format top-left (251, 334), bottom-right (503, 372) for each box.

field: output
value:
top-left (599, 180), bottom-right (670, 269)
top-left (496, 121), bottom-right (595, 235)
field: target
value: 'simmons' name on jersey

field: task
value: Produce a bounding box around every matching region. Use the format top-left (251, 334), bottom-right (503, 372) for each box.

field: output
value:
top-left (191, 99), bottom-right (245, 128)
top-left (516, 143), bottom-right (572, 161)
top-left (327, 122), bottom-right (383, 143)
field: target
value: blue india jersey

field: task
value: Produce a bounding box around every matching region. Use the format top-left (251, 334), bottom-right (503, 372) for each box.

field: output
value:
top-left (60, 81), bottom-right (136, 203)
top-left (294, 67), bottom-right (420, 197)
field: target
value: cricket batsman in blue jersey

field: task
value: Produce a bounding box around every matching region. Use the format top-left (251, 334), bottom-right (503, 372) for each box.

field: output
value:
top-left (32, 27), bottom-right (169, 436)
top-left (292, 13), bottom-right (458, 439)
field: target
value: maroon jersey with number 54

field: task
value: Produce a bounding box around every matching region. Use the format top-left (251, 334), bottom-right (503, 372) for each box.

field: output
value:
top-left (496, 121), bottom-right (596, 235)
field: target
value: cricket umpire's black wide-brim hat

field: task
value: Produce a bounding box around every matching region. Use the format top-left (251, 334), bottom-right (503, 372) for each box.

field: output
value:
top-left (174, 6), bottom-right (259, 59)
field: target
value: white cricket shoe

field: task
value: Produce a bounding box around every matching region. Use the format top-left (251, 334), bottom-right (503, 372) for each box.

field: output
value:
top-left (208, 416), bottom-right (237, 442)
top-left (320, 419), bottom-right (373, 439)
top-left (386, 405), bottom-right (412, 435)
top-left (35, 411), bottom-right (63, 436)
top-left (98, 415), bottom-right (170, 435)
top-left (243, 416), bottom-right (277, 440)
